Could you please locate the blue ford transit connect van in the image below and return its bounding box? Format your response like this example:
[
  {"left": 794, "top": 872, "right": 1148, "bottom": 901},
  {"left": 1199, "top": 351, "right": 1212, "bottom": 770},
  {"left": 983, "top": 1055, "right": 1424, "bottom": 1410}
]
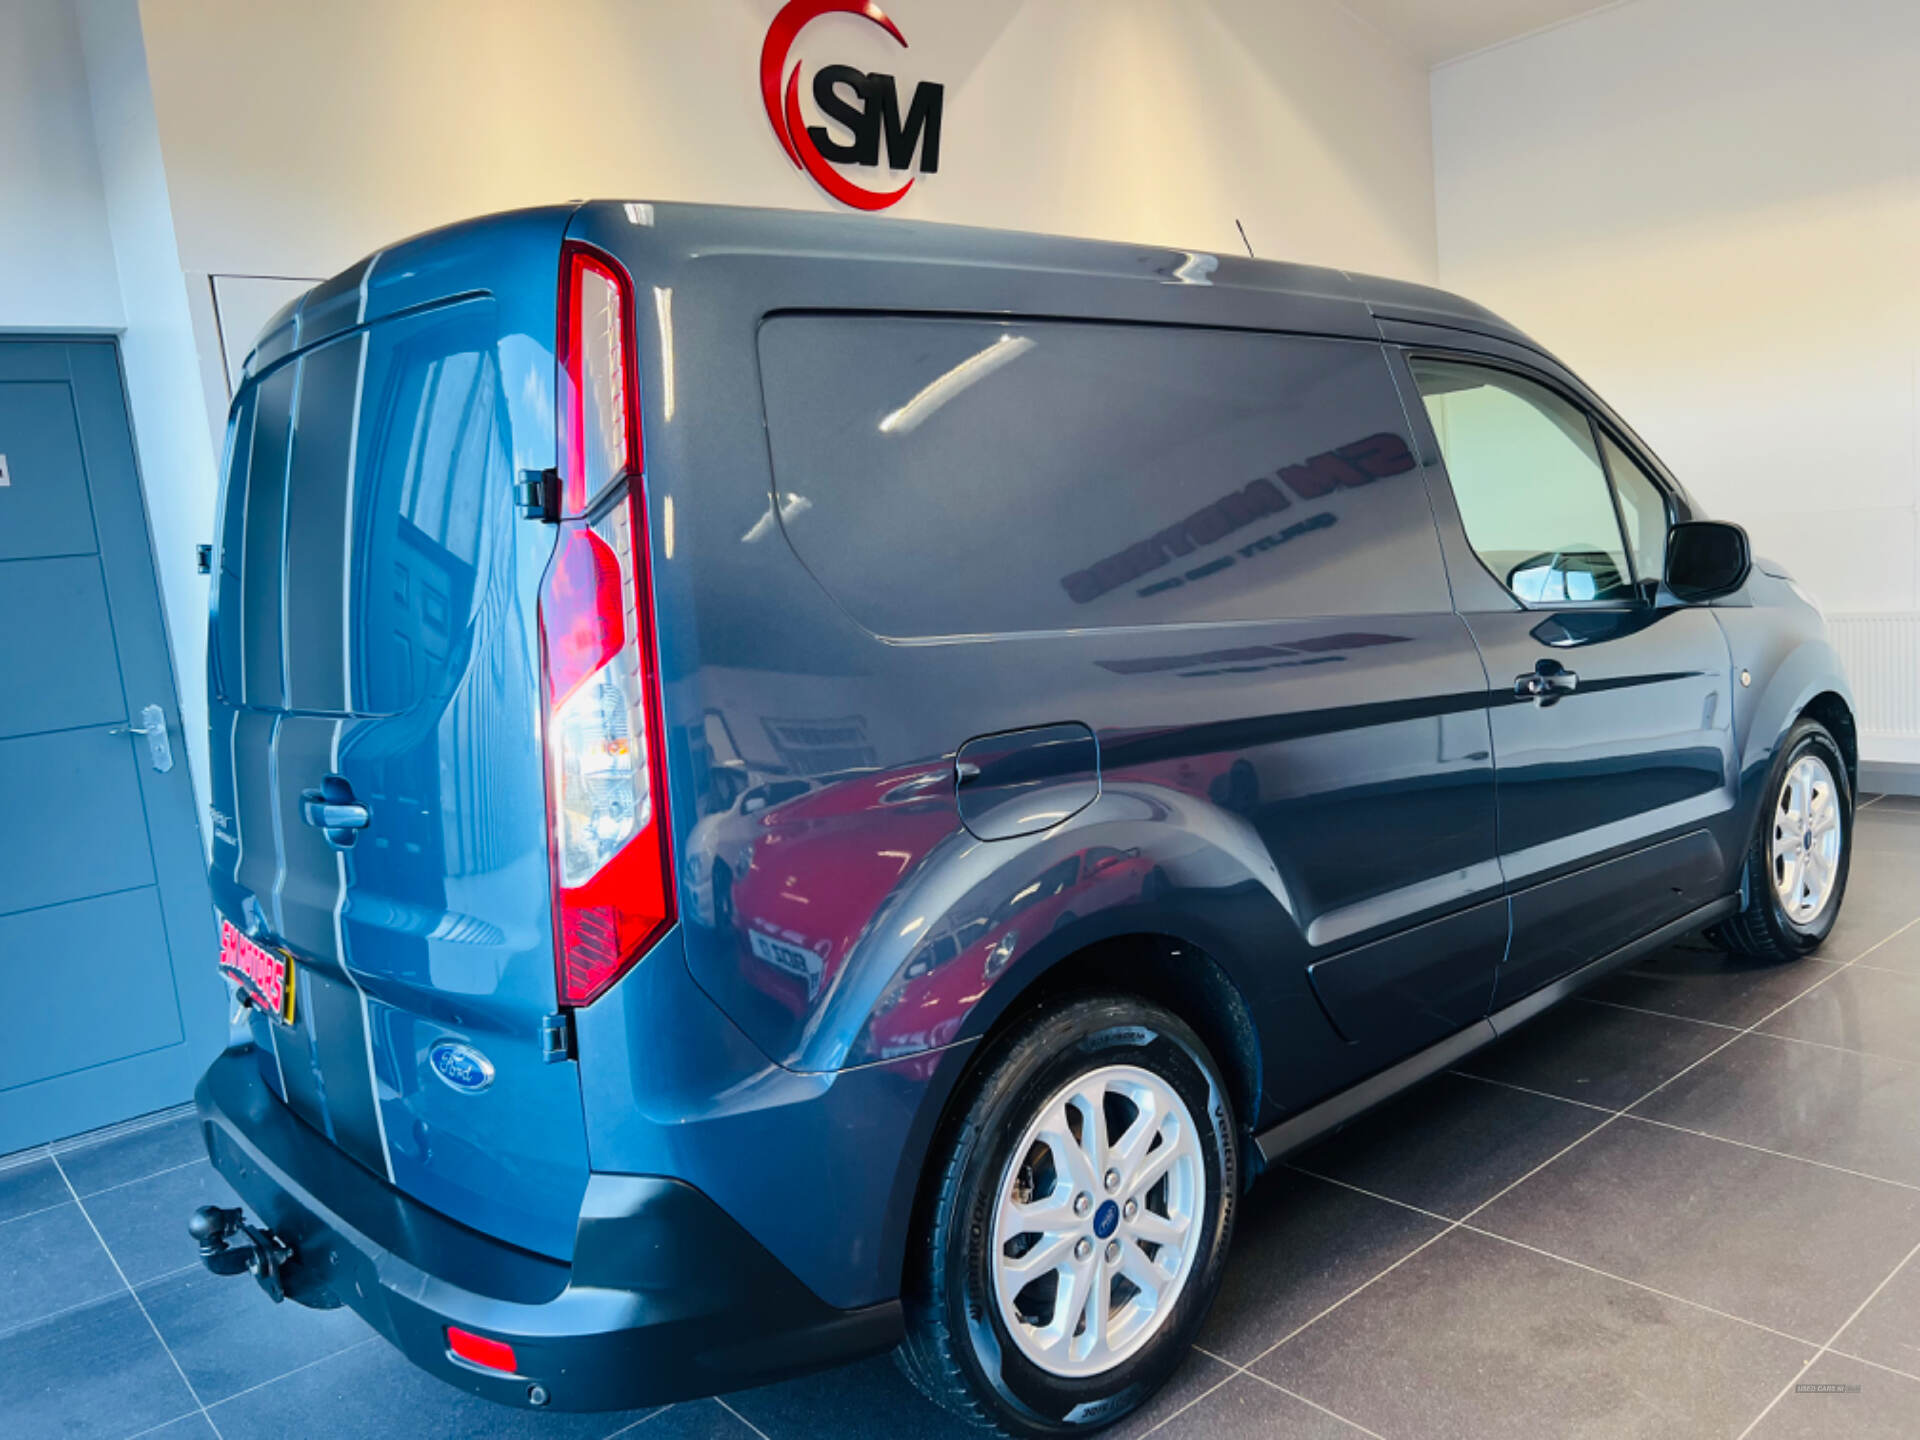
[{"left": 193, "top": 201, "right": 1855, "bottom": 1435}]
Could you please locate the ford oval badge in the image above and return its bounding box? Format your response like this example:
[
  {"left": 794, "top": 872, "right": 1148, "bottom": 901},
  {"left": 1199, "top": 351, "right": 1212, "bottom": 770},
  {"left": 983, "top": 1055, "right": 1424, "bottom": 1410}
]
[{"left": 428, "top": 1040, "right": 494, "bottom": 1094}]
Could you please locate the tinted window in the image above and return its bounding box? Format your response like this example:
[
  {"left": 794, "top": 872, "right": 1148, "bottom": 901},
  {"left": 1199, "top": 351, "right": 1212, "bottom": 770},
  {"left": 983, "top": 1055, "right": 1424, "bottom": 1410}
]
[
  {"left": 214, "top": 301, "right": 507, "bottom": 715},
  {"left": 1601, "top": 433, "right": 1670, "bottom": 586},
  {"left": 1412, "top": 359, "right": 1633, "bottom": 605},
  {"left": 760, "top": 317, "right": 1448, "bottom": 636}
]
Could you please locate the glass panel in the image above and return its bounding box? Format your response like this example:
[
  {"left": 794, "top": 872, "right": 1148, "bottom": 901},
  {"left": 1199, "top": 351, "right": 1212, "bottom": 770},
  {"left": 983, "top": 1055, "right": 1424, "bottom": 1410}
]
[
  {"left": 1412, "top": 359, "right": 1634, "bottom": 605},
  {"left": 760, "top": 318, "right": 1452, "bottom": 636},
  {"left": 1601, "top": 432, "right": 1671, "bottom": 587}
]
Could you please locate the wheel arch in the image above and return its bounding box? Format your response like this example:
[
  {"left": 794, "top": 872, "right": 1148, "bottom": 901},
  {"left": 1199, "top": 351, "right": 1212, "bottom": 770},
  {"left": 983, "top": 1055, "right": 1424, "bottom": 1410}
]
[{"left": 1800, "top": 690, "right": 1858, "bottom": 794}]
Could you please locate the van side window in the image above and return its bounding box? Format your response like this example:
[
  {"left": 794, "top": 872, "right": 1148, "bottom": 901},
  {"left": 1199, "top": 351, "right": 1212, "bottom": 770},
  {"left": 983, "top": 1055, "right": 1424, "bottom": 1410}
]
[
  {"left": 1599, "top": 432, "right": 1671, "bottom": 587},
  {"left": 760, "top": 317, "right": 1450, "bottom": 637},
  {"left": 1411, "top": 359, "right": 1635, "bottom": 605}
]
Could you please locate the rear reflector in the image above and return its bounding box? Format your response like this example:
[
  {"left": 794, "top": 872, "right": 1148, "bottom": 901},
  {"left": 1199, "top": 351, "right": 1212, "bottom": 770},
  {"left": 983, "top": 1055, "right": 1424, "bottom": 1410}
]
[
  {"left": 541, "top": 241, "right": 674, "bottom": 1008},
  {"left": 446, "top": 1326, "right": 517, "bottom": 1373}
]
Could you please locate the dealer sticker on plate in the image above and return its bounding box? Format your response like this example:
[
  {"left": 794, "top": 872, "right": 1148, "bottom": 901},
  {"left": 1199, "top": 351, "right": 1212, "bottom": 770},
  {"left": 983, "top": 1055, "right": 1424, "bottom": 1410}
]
[{"left": 219, "top": 917, "right": 296, "bottom": 1024}]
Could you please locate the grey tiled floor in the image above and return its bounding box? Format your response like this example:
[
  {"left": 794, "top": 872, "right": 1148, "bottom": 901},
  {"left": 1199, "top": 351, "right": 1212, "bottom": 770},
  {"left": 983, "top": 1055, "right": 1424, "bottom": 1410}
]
[{"left": 7, "top": 795, "right": 1920, "bottom": 1438}]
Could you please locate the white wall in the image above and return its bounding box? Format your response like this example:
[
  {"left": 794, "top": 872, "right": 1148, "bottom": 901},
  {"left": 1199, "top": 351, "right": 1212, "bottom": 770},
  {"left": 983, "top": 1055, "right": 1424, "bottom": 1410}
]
[
  {"left": 0, "top": 1, "right": 122, "bottom": 328},
  {"left": 76, "top": 0, "right": 223, "bottom": 829},
  {"left": 135, "top": 0, "right": 1438, "bottom": 286},
  {"left": 1433, "top": 0, "right": 1920, "bottom": 757}
]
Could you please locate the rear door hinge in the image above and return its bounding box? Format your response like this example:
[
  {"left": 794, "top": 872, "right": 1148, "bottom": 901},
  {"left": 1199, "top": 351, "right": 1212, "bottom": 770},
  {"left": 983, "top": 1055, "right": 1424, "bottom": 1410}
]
[
  {"left": 539, "top": 1011, "right": 574, "bottom": 1063},
  {"left": 516, "top": 468, "right": 561, "bottom": 523}
]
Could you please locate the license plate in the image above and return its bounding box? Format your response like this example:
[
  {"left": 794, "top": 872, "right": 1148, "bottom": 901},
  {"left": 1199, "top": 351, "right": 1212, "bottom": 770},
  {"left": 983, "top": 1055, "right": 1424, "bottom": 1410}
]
[
  {"left": 748, "top": 928, "right": 825, "bottom": 999},
  {"left": 219, "top": 918, "right": 296, "bottom": 1024}
]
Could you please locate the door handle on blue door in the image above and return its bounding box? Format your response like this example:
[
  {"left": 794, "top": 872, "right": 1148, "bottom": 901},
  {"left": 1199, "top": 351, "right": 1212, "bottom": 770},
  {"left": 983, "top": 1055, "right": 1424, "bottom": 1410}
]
[
  {"left": 108, "top": 703, "right": 174, "bottom": 773},
  {"left": 300, "top": 775, "right": 369, "bottom": 848},
  {"left": 1516, "top": 661, "right": 1578, "bottom": 704}
]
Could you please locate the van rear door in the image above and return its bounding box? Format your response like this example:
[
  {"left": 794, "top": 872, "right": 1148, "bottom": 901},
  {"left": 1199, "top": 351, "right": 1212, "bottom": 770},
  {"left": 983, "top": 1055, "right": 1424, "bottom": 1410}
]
[{"left": 207, "top": 213, "right": 585, "bottom": 1259}]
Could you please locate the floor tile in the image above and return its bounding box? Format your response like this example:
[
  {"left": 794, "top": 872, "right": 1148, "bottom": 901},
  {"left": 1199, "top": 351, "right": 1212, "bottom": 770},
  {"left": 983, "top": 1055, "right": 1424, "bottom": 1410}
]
[
  {"left": 59, "top": 1114, "right": 206, "bottom": 1198},
  {"left": 78, "top": 1157, "right": 239, "bottom": 1287},
  {"left": 1197, "top": 1169, "right": 1447, "bottom": 1364},
  {"left": 1632, "top": 1031, "right": 1920, "bottom": 1188},
  {"left": 1156, "top": 1371, "right": 1370, "bottom": 1438},
  {"left": 1746, "top": 1353, "right": 1920, "bottom": 1439},
  {"left": 1850, "top": 919, "right": 1920, "bottom": 977},
  {"left": 1832, "top": 1250, "right": 1920, "bottom": 1378},
  {"left": 0, "top": 1198, "right": 124, "bottom": 1334},
  {"left": 1256, "top": 1226, "right": 1809, "bottom": 1440},
  {"left": 1759, "top": 965, "right": 1920, "bottom": 1065},
  {"left": 1293, "top": 1071, "right": 1606, "bottom": 1220},
  {"left": 1105, "top": 1348, "right": 1240, "bottom": 1440},
  {"left": 1473, "top": 1117, "right": 1920, "bottom": 1339},
  {"left": 1585, "top": 943, "right": 1841, "bottom": 1028},
  {"left": 0, "top": 1292, "right": 200, "bottom": 1440},
  {"left": 1456, "top": 999, "right": 1730, "bottom": 1111},
  {"left": 725, "top": 1352, "right": 976, "bottom": 1439},
  {"left": 132, "top": 1415, "right": 219, "bottom": 1439},
  {"left": 207, "top": 1335, "right": 656, "bottom": 1439},
  {"left": 1855, "top": 798, "right": 1920, "bottom": 830},
  {"left": 0, "top": 1153, "right": 70, "bottom": 1224},
  {"left": 630, "top": 1399, "right": 758, "bottom": 1438},
  {"left": 137, "top": 1257, "right": 372, "bottom": 1403},
  {"left": 1818, "top": 850, "right": 1920, "bottom": 958}
]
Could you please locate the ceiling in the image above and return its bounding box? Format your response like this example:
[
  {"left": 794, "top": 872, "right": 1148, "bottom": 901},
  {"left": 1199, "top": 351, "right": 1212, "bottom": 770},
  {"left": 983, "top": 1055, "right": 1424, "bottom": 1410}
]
[{"left": 1336, "top": 0, "right": 1620, "bottom": 67}]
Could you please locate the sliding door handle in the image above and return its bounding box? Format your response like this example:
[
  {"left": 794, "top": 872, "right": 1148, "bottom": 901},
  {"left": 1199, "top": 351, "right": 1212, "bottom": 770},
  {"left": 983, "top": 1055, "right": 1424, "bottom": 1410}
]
[{"left": 1516, "top": 662, "right": 1578, "bottom": 704}]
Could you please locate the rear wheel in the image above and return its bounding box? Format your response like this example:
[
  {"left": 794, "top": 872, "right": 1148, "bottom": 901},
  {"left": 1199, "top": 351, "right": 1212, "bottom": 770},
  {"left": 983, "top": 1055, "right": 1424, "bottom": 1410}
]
[
  {"left": 1709, "top": 717, "right": 1851, "bottom": 960},
  {"left": 897, "top": 996, "right": 1237, "bottom": 1436}
]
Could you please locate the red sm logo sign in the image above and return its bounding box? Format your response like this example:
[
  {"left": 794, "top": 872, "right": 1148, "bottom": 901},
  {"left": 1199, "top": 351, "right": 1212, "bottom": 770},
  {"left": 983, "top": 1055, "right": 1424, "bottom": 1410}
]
[{"left": 760, "top": 0, "right": 945, "bottom": 211}]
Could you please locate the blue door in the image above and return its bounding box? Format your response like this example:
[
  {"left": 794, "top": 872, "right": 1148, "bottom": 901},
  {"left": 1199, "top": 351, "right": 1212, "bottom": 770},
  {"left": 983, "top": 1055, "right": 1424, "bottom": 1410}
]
[{"left": 0, "top": 338, "right": 223, "bottom": 1150}]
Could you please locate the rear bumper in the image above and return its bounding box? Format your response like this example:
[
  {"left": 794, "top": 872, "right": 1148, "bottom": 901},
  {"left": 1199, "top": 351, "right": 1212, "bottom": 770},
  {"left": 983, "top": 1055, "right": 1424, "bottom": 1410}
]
[{"left": 196, "top": 1048, "right": 901, "bottom": 1411}]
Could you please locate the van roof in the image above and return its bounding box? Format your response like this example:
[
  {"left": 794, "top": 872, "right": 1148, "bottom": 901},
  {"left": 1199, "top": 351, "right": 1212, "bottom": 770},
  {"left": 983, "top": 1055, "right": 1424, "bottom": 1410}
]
[{"left": 243, "top": 200, "right": 1537, "bottom": 377}]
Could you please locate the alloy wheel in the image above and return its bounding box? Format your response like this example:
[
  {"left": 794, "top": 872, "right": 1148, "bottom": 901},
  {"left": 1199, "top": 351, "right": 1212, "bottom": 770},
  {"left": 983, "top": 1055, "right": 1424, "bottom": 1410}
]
[
  {"left": 1771, "top": 753, "right": 1843, "bottom": 923},
  {"left": 989, "top": 1064, "right": 1206, "bottom": 1378}
]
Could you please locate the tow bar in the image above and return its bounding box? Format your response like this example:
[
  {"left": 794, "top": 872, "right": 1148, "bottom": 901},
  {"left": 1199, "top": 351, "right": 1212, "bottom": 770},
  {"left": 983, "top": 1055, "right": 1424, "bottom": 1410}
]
[{"left": 189, "top": 1204, "right": 295, "bottom": 1303}]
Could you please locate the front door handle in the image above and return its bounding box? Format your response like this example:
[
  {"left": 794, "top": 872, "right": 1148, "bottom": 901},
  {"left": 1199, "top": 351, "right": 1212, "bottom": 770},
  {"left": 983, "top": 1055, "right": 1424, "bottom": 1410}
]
[
  {"left": 1515, "top": 661, "right": 1579, "bottom": 705},
  {"left": 300, "top": 775, "right": 369, "bottom": 848}
]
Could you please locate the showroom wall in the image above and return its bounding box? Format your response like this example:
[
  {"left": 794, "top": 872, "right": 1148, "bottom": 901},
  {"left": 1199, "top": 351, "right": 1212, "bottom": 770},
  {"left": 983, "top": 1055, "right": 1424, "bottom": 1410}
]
[
  {"left": 0, "top": 2, "right": 123, "bottom": 330},
  {"left": 1433, "top": 0, "right": 1920, "bottom": 762},
  {"left": 0, "top": 1, "right": 221, "bottom": 821},
  {"left": 135, "top": 0, "right": 1439, "bottom": 287}
]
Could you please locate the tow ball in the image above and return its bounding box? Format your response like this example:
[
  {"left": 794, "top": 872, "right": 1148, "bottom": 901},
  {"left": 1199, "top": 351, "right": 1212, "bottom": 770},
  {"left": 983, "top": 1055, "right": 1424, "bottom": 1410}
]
[{"left": 189, "top": 1204, "right": 295, "bottom": 1303}]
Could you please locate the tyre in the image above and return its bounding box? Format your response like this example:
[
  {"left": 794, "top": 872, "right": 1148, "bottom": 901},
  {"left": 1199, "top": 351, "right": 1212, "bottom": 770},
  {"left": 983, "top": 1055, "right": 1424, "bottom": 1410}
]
[
  {"left": 1709, "top": 717, "right": 1851, "bottom": 960},
  {"left": 897, "top": 996, "right": 1238, "bottom": 1436}
]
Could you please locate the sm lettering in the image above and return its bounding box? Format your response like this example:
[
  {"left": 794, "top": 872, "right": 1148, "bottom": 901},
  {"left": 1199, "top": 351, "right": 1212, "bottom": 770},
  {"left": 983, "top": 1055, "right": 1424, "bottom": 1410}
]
[{"left": 809, "top": 66, "right": 944, "bottom": 173}]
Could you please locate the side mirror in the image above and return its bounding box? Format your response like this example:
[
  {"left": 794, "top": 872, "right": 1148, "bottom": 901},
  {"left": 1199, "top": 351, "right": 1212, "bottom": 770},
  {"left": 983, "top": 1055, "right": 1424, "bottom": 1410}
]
[{"left": 1665, "top": 520, "right": 1751, "bottom": 603}]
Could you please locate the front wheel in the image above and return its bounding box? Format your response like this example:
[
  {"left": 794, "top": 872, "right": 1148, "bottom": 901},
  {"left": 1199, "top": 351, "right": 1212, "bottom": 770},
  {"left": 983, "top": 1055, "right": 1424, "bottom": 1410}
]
[
  {"left": 897, "top": 996, "right": 1238, "bottom": 1436},
  {"left": 1709, "top": 717, "right": 1851, "bottom": 960}
]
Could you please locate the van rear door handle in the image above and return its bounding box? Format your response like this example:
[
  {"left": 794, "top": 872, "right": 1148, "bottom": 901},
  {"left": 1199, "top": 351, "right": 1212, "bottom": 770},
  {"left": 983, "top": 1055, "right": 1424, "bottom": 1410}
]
[{"left": 300, "top": 775, "right": 369, "bottom": 847}]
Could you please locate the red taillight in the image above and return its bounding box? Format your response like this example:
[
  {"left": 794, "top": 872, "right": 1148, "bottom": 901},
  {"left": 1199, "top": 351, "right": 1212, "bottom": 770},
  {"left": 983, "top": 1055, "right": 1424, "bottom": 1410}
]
[
  {"left": 446, "top": 1326, "right": 517, "bottom": 1373},
  {"left": 558, "top": 245, "right": 641, "bottom": 518},
  {"left": 540, "top": 241, "right": 673, "bottom": 1008}
]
